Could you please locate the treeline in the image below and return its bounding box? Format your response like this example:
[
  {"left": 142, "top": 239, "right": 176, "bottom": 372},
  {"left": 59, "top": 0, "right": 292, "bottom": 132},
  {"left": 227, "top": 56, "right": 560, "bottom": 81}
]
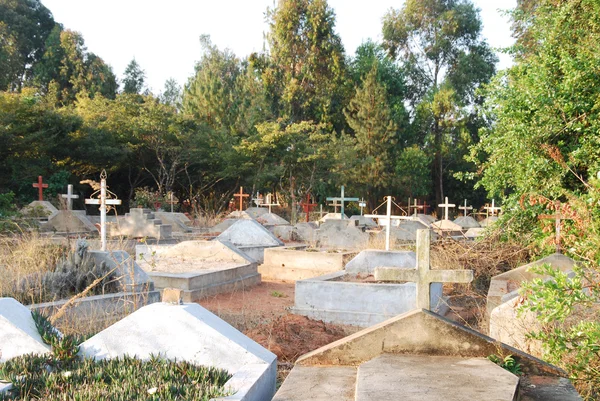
[{"left": 0, "top": 0, "right": 499, "bottom": 213}]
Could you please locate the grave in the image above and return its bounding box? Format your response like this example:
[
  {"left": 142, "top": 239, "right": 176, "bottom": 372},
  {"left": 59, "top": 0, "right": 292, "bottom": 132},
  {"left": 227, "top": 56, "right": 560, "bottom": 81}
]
[
  {"left": 217, "top": 219, "right": 284, "bottom": 263},
  {"left": 109, "top": 208, "right": 173, "bottom": 240},
  {"left": 244, "top": 207, "right": 268, "bottom": 219},
  {"left": 326, "top": 185, "right": 359, "bottom": 220},
  {"left": 319, "top": 212, "right": 348, "bottom": 221},
  {"left": 415, "top": 213, "right": 435, "bottom": 225},
  {"left": 316, "top": 219, "right": 369, "bottom": 250},
  {"left": 454, "top": 215, "right": 481, "bottom": 229},
  {"left": 350, "top": 215, "right": 377, "bottom": 227},
  {"left": 257, "top": 212, "right": 290, "bottom": 226},
  {"left": 41, "top": 209, "right": 97, "bottom": 233},
  {"left": 375, "top": 219, "right": 430, "bottom": 242},
  {"left": 487, "top": 253, "right": 576, "bottom": 355},
  {"left": 464, "top": 227, "right": 485, "bottom": 239},
  {"left": 0, "top": 298, "right": 51, "bottom": 362},
  {"left": 259, "top": 246, "right": 356, "bottom": 281},
  {"left": 431, "top": 197, "right": 463, "bottom": 234},
  {"left": 291, "top": 231, "right": 458, "bottom": 327},
  {"left": 273, "top": 309, "right": 580, "bottom": 401},
  {"left": 20, "top": 200, "right": 58, "bottom": 220},
  {"left": 233, "top": 186, "right": 250, "bottom": 211},
  {"left": 79, "top": 301, "right": 277, "bottom": 401},
  {"left": 293, "top": 222, "right": 318, "bottom": 243},
  {"left": 154, "top": 211, "right": 193, "bottom": 233},
  {"left": 365, "top": 196, "right": 411, "bottom": 250},
  {"left": 137, "top": 240, "right": 260, "bottom": 301}
]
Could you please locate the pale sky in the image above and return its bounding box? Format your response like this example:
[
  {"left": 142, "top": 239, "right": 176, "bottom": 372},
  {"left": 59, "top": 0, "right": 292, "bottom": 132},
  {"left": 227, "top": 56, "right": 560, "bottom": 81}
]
[{"left": 41, "top": 0, "right": 516, "bottom": 94}]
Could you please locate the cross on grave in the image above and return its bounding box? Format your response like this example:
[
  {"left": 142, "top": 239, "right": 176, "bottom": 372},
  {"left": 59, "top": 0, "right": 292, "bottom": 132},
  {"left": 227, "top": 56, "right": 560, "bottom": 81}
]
[
  {"left": 459, "top": 199, "right": 473, "bottom": 217},
  {"left": 365, "top": 196, "right": 411, "bottom": 251},
  {"left": 61, "top": 184, "right": 79, "bottom": 210},
  {"left": 375, "top": 229, "right": 474, "bottom": 310},
  {"left": 259, "top": 193, "right": 280, "bottom": 214},
  {"left": 166, "top": 192, "right": 177, "bottom": 213},
  {"left": 300, "top": 193, "right": 317, "bottom": 222},
  {"left": 85, "top": 170, "right": 121, "bottom": 252},
  {"left": 538, "top": 200, "right": 572, "bottom": 254},
  {"left": 233, "top": 186, "right": 249, "bottom": 211},
  {"left": 32, "top": 176, "right": 48, "bottom": 201},
  {"left": 438, "top": 197, "right": 455, "bottom": 221},
  {"left": 359, "top": 198, "right": 367, "bottom": 216},
  {"left": 484, "top": 199, "right": 502, "bottom": 217},
  {"left": 252, "top": 192, "right": 264, "bottom": 207},
  {"left": 326, "top": 185, "right": 359, "bottom": 220},
  {"left": 410, "top": 199, "right": 424, "bottom": 217}
]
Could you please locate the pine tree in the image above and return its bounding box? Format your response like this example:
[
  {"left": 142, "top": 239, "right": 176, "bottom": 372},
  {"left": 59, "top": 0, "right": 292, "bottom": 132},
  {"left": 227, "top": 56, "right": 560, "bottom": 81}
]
[{"left": 122, "top": 58, "right": 145, "bottom": 94}]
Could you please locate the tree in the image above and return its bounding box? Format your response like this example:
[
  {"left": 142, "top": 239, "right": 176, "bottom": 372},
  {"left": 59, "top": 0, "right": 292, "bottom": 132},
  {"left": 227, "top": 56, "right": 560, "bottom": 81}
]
[
  {"left": 382, "top": 0, "right": 497, "bottom": 204},
  {"left": 122, "top": 58, "right": 145, "bottom": 94},
  {"left": 262, "top": 0, "right": 349, "bottom": 129},
  {"left": 160, "top": 78, "right": 181, "bottom": 109},
  {"left": 342, "top": 65, "right": 397, "bottom": 202}
]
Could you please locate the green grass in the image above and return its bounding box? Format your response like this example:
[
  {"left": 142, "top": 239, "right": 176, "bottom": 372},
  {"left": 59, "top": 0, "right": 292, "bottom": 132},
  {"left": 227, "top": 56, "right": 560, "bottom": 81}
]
[{"left": 270, "top": 290, "right": 287, "bottom": 298}]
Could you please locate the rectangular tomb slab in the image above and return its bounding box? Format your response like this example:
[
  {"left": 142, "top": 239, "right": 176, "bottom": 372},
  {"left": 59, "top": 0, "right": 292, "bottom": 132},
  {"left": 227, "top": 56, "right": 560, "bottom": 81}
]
[
  {"left": 355, "top": 354, "right": 519, "bottom": 401},
  {"left": 273, "top": 366, "right": 356, "bottom": 401}
]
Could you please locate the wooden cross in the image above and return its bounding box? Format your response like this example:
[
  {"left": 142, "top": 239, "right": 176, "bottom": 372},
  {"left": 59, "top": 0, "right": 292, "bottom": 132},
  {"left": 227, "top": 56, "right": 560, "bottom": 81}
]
[
  {"left": 326, "top": 185, "right": 359, "bottom": 220},
  {"left": 422, "top": 200, "right": 431, "bottom": 215},
  {"left": 458, "top": 199, "right": 473, "bottom": 217},
  {"left": 375, "top": 229, "right": 473, "bottom": 310},
  {"left": 365, "top": 196, "right": 411, "bottom": 251},
  {"left": 85, "top": 170, "right": 121, "bottom": 251},
  {"left": 300, "top": 193, "right": 317, "bottom": 222},
  {"left": 32, "top": 176, "right": 48, "bottom": 201},
  {"left": 61, "top": 184, "right": 79, "bottom": 210},
  {"left": 438, "top": 197, "right": 455, "bottom": 220},
  {"left": 358, "top": 198, "right": 367, "bottom": 216},
  {"left": 484, "top": 199, "right": 502, "bottom": 217},
  {"left": 233, "top": 186, "right": 249, "bottom": 211},
  {"left": 259, "top": 193, "right": 280, "bottom": 214},
  {"left": 538, "top": 201, "right": 571, "bottom": 254},
  {"left": 411, "top": 199, "right": 424, "bottom": 217}
]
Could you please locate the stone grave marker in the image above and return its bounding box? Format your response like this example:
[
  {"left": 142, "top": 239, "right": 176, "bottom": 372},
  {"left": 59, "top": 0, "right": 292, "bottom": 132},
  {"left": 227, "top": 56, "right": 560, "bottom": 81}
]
[
  {"left": 375, "top": 229, "right": 473, "bottom": 310},
  {"left": 60, "top": 184, "right": 79, "bottom": 210}
]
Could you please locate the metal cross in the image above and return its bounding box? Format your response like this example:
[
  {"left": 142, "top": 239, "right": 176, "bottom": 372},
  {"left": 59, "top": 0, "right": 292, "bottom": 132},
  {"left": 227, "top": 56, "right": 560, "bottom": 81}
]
[
  {"left": 61, "top": 184, "right": 79, "bottom": 210},
  {"left": 300, "top": 193, "right": 318, "bottom": 222},
  {"left": 32, "top": 176, "right": 48, "bottom": 201},
  {"left": 438, "top": 197, "right": 455, "bottom": 220},
  {"left": 259, "top": 193, "right": 280, "bottom": 214},
  {"left": 85, "top": 170, "right": 121, "bottom": 251},
  {"left": 484, "top": 199, "right": 502, "bottom": 217},
  {"left": 538, "top": 201, "right": 571, "bottom": 254},
  {"left": 252, "top": 192, "right": 264, "bottom": 207},
  {"left": 326, "top": 185, "right": 359, "bottom": 220},
  {"left": 411, "top": 199, "right": 424, "bottom": 217},
  {"left": 233, "top": 186, "right": 249, "bottom": 211},
  {"left": 458, "top": 199, "right": 473, "bottom": 217},
  {"left": 365, "top": 196, "right": 411, "bottom": 251},
  {"left": 375, "top": 229, "right": 473, "bottom": 310},
  {"left": 359, "top": 198, "right": 367, "bottom": 216}
]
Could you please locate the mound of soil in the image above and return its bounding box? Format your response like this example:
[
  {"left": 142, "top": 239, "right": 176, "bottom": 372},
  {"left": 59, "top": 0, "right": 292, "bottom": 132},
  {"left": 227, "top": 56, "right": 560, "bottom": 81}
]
[{"left": 245, "top": 314, "right": 347, "bottom": 362}]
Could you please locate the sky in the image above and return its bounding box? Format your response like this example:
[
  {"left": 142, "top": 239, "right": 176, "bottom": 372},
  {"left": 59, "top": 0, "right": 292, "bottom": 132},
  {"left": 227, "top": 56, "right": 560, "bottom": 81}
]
[{"left": 41, "top": 0, "right": 517, "bottom": 94}]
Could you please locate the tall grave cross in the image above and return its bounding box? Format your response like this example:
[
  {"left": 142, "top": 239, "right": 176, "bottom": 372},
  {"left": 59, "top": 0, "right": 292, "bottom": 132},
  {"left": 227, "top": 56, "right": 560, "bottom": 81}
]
[
  {"left": 358, "top": 198, "right": 367, "bottom": 216},
  {"left": 259, "top": 193, "right": 280, "bottom": 214},
  {"left": 365, "top": 196, "right": 411, "bottom": 251},
  {"left": 61, "top": 184, "right": 79, "bottom": 210},
  {"left": 326, "top": 185, "right": 359, "bottom": 220},
  {"left": 375, "top": 229, "right": 474, "bottom": 310},
  {"left": 300, "top": 193, "right": 318, "bottom": 222},
  {"left": 438, "top": 197, "right": 455, "bottom": 220},
  {"left": 410, "top": 199, "right": 424, "bottom": 217},
  {"left": 85, "top": 170, "right": 121, "bottom": 252},
  {"left": 459, "top": 199, "right": 473, "bottom": 217},
  {"left": 252, "top": 192, "right": 264, "bottom": 207},
  {"left": 32, "top": 176, "right": 48, "bottom": 201},
  {"left": 484, "top": 199, "right": 502, "bottom": 217},
  {"left": 233, "top": 186, "right": 249, "bottom": 211},
  {"left": 538, "top": 200, "right": 571, "bottom": 254}
]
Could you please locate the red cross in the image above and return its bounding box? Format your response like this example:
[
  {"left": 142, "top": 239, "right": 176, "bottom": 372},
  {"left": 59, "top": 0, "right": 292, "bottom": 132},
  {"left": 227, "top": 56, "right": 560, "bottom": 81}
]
[
  {"left": 233, "top": 186, "right": 249, "bottom": 211},
  {"left": 32, "top": 176, "right": 48, "bottom": 201},
  {"left": 300, "top": 193, "right": 318, "bottom": 222}
]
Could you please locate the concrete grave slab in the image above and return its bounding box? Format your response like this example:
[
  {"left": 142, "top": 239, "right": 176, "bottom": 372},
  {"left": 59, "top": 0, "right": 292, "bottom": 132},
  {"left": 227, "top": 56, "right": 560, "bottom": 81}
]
[
  {"left": 464, "top": 227, "right": 485, "bottom": 239},
  {"left": 21, "top": 200, "right": 58, "bottom": 220},
  {"left": 137, "top": 240, "right": 260, "bottom": 301},
  {"left": 109, "top": 208, "right": 172, "bottom": 239},
  {"left": 217, "top": 219, "right": 284, "bottom": 263},
  {"left": 416, "top": 214, "right": 436, "bottom": 225},
  {"left": 376, "top": 219, "right": 430, "bottom": 242},
  {"left": 41, "top": 210, "right": 97, "bottom": 233},
  {"left": 345, "top": 249, "right": 416, "bottom": 275},
  {"left": 212, "top": 218, "right": 240, "bottom": 234},
  {"left": 431, "top": 219, "right": 463, "bottom": 235},
  {"left": 319, "top": 212, "right": 348, "bottom": 222},
  {"left": 270, "top": 224, "right": 294, "bottom": 241},
  {"left": 89, "top": 250, "right": 154, "bottom": 292},
  {"left": 256, "top": 212, "right": 290, "bottom": 226},
  {"left": 0, "top": 298, "right": 51, "bottom": 362},
  {"left": 259, "top": 247, "right": 356, "bottom": 281},
  {"left": 154, "top": 212, "right": 193, "bottom": 233},
  {"left": 274, "top": 309, "right": 579, "bottom": 400},
  {"left": 316, "top": 219, "right": 369, "bottom": 250},
  {"left": 350, "top": 216, "right": 377, "bottom": 227},
  {"left": 480, "top": 215, "right": 499, "bottom": 227},
  {"left": 293, "top": 222, "right": 318, "bottom": 243},
  {"left": 227, "top": 211, "right": 255, "bottom": 219},
  {"left": 79, "top": 302, "right": 277, "bottom": 401},
  {"left": 454, "top": 215, "right": 481, "bottom": 229},
  {"left": 243, "top": 208, "right": 268, "bottom": 219}
]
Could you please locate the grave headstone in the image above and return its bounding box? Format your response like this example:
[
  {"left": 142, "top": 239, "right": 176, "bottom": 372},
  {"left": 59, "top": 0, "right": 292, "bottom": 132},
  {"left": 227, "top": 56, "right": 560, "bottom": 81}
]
[{"left": 216, "top": 219, "right": 284, "bottom": 263}]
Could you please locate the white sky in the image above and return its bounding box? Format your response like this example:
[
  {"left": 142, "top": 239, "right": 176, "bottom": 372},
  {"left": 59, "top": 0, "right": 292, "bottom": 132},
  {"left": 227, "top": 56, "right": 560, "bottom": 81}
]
[{"left": 41, "top": 0, "right": 516, "bottom": 94}]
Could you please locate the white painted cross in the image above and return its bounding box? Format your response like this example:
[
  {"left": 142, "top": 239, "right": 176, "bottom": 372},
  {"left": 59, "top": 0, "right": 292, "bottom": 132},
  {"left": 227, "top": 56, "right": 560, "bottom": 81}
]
[
  {"left": 365, "top": 196, "right": 411, "bottom": 251},
  {"left": 375, "top": 229, "right": 473, "bottom": 310},
  {"left": 326, "top": 185, "right": 359, "bottom": 220},
  {"left": 458, "top": 199, "right": 473, "bottom": 217},
  {"left": 359, "top": 198, "right": 367, "bottom": 216},
  {"left": 484, "top": 199, "right": 502, "bottom": 217},
  {"left": 85, "top": 170, "right": 121, "bottom": 251},
  {"left": 61, "top": 184, "right": 79, "bottom": 210},
  {"left": 259, "top": 193, "right": 280, "bottom": 214},
  {"left": 252, "top": 192, "right": 264, "bottom": 207},
  {"left": 438, "top": 197, "right": 455, "bottom": 220}
]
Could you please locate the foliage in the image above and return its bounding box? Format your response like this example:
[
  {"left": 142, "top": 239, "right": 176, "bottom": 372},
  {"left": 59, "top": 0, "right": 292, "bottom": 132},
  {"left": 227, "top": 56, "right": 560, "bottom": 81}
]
[
  {"left": 0, "top": 314, "right": 232, "bottom": 401},
  {"left": 122, "top": 58, "right": 145, "bottom": 95},
  {"left": 488, "top": 354, "right": 522, "bottom": 376}
]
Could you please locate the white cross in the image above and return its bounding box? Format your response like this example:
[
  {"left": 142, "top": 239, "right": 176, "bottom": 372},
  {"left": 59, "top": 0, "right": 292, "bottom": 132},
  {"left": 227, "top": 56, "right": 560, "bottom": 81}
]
[
  {"left": 61, "top": 184, "right": 79, "bottom": 210},
  {"left": 252, "top": 192, "right": 264, "bottom": 207},
  {"left": 365, "top": 196, "right": 411, "bottom": 251},
  {"left": 259, "top": 193, "right": 280, "bottom": 214},
  {"left": 458, "top": 199, "right": 473, "bottom": 217},
  {"left": 359, "top": 198, "right": 367, "bottom": 216},
  {"left": 438, "top": 197, "right": 455, "bottom": 220},
  {"left": 484, "top": 199, "right": 502, "bottom": 217},
  {"left": 85, "top": 170, "right": 121, "bottom": 251},
  {"left": 375, "top": 229, "right": 473, "bottom": 310}
]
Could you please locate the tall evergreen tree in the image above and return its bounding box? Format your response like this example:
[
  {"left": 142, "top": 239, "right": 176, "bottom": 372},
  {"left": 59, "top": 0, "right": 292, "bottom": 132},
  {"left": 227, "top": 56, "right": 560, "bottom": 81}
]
[{"left": 122, "top": 58, "right": 145, "bottom": 94}]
